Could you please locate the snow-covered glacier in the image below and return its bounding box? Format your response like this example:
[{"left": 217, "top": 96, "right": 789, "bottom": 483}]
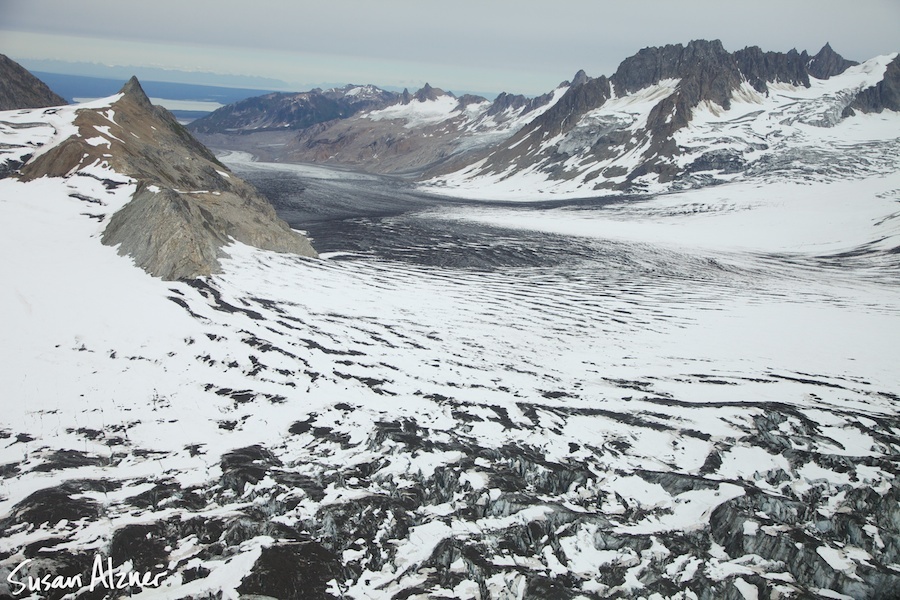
[{"left": 1, "top": 90, "right": 900, "bottom": 600}]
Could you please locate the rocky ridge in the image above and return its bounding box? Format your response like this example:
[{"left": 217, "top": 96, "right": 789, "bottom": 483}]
[
  {"left": 7, "top": 76, "right": 316, "bottom": 279},
  {"left": 807, "top": 42, "right": 859, "bottom": 80}
]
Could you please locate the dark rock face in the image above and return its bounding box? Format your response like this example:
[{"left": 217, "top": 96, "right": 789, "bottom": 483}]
[
  {"left": 414, "top": 82, "right": 451, "bottom": 102},
  {"left": 609, "top": 39, "right": 815, "bottom": 114},
  {"left": 612, "top": 39, "right": 740, "bottom": 106},
  {"left": 0, "top": 54, "right": 66, "bottom": 110},
  {"left": 807, "top": 42, "right": 858, "bottom": 79},
  {"left": 733, "top": 46, "right": 811, "bottom": 93},
  {"left": 525, "top": 76, "right": 612, "bottom": 137},
  {"left": 570, "top": 69, "right": 590, "bottom": 87},
  {"left": 848, "top": 54, "right": 900, "bottom": 113}
]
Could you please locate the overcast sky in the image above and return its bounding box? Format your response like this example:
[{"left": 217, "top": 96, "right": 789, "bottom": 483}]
[{"left": 1, "top": 0, "right": 898, "bottom": 96}]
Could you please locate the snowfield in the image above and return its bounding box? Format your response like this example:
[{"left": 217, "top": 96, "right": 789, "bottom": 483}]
[{"left": 1, "top": 95, "right": 900, "bottom": 599}]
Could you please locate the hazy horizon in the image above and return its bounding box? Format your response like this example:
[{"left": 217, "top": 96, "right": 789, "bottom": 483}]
[{"left": 1, "top": 0, "right": 899, "bottom": 97}]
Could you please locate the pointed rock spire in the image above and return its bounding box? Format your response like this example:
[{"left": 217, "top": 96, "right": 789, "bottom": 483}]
[
  {"left": 414, "top": 82, "right": 442, "bottom": 102},
  {"left": 808, "top": 43, "right": 858, "bottom": 79},
  {"left": 118, "top": 76, "right": 153, "bottom": 109},
  {"left": 571, "top": 69, "right": 590, "bottom": 87}
]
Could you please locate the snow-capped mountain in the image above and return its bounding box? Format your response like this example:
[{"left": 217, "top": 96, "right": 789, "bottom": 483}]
[
  {"left": 192, "top": 40, "right": 899, "bottom": 201},
  {"left": 1, "top": 54, "right": 900, "bottom": 600},
  {"left": 191, "top": 80, "right": 569, "bottom": 174},
  {"left": 425, "top": 40, "right": 900, "bottom": 199}
]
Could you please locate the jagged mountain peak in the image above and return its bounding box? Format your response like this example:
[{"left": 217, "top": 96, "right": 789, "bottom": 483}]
[
  {"left": 413, "top": 82, "right": 454, "bottom": 102},
  {"left": 487, "top": 91, "right": 533, "bottom": 115},
  {"left": 571, "top": 69, "right": 590, "bottom": 87},
  {"left": 609, "top": 39, "right": 857, "bottom": 100},
  {"left": 808, "top": 42, "right": 859, "bottom": 79},
  {"left": 610, "top": 39, "right": 735, "bottom": 97},
  {"left": 119, "top": 75, "right": 151, "bottom": 105}
]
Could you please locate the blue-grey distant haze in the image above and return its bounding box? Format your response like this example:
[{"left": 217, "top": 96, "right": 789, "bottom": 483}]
[{"left": 1, "top": 0, "right": 898, "bottom": 96}]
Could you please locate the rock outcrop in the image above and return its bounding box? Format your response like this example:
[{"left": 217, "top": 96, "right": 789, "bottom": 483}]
[
  {"left": 413, "top": 82, "right": 442, "bottom": 102},
  {"left": 0, "top": 54, "right": 66, "bottom": 110},
  {"left": 20, "top": 77, "right": 316, "bottom": 279},
  {"left": 733, "top": 45, "right": 811, "bottom": 93},
  {"left": 847, "top": 54, "right": 900, "bottom": 114}
]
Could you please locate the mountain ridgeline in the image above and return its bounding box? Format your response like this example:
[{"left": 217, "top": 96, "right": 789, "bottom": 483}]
[
  {"left": 5, "top": 75, "right": 316, "bottom": 279},
  {"left": 468, "top": 40, "right": 874, "bottom": 188},
  {"left": 189, "top": 82, "right": 490, "bottom": 134},
  {"left": 190, "top": 40, "right": 899, "bottom": 194}
]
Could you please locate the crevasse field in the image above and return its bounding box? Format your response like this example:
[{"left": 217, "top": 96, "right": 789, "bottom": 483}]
[{"left": 1, "top": 96, "right": 900, "bottom": 599}]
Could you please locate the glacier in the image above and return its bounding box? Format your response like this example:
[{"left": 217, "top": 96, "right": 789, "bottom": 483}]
[{"left": 1, "top": 85, "right": 900, "bottom": 599}]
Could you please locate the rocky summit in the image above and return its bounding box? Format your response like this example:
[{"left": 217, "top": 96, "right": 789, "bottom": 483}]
[{"left": 13, "top": 76, "right": 316, "bottom": 279}]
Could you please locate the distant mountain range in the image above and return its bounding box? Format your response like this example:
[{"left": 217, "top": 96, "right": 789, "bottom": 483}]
[{"left": 190, "top": 40, "right": 900, "bottom": 197}]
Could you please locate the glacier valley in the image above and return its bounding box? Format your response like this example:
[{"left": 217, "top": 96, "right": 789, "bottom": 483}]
[{"left": 1, "top": 137, "right": 899, "bottom": 598}]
